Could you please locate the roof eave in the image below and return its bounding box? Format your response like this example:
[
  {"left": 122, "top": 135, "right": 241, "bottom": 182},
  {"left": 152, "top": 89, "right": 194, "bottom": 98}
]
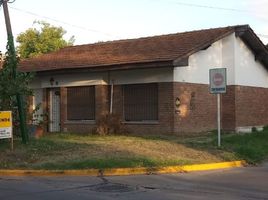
[
  {"left": 235, "top": 26, "right": 268, "bottom": 69},
  {"left": 31, "top": 60, "right": 174, "bottom": 76},
  {"left": 173, "top": 25, "right": 268, "bottom": 69},
  {"left": 173, "top": 27, "right": 237, "bottom": 67}
]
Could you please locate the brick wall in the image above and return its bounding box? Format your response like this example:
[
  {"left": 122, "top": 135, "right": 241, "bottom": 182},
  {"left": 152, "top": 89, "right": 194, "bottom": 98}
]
[
  {"left": 50, "top": 83, "right": 268, "bottom": 135},
  {"left": 95, "top": 85, "right": 109, "bottom": 120},
  {"left": 112, "top": 85, "right": 123, "bottom": 118},
  {"left": 173, "top": 84, "right": 268, "bottom": 132},
  {"left": 235, "top": 85, "right": 268, "bottom": 128},
  {"left": 221, "top": 86, "right": 236, "bottom": 131},
  {"left": 158, "top": 82, "right": 174, "bottom": 133},
  {"left": 173, "top": 82, "right": 217, "bottom": 133},
  {"left": 57, "top": 83, "right": 223, "bottom": 135},
  {"left": 62, "top": 122, "right": 96, "bottom": 134},
  {"left": 172, "top": 83, "right": 268, "bottom": 133}
]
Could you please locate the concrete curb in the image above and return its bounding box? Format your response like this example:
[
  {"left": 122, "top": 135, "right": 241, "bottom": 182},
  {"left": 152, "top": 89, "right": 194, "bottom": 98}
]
[{"left": 0, "top": 160, "right": 246, "bottom": 177}]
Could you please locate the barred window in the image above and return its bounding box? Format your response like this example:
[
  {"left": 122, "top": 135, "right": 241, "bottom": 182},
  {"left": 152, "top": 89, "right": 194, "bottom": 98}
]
[
  {"left": 67, "top": 86, "right": 95, "bottom": 120},
  {"left": 124, "top": 83, "right": 158, "bottom": 121}
]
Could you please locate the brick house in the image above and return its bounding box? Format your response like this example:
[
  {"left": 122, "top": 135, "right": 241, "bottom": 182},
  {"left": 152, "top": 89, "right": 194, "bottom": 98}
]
[{"left": 19, "top": 25, "right": 268, "bottom": 134}]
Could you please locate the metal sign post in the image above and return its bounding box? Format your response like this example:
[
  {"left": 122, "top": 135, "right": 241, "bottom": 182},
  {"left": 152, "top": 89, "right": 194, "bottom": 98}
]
[
  {"left": 217, "top": 94, "right": 221, "bottom": 147},
  {"left": 209, "top": 68, "right": 227, "bottom": 147}
]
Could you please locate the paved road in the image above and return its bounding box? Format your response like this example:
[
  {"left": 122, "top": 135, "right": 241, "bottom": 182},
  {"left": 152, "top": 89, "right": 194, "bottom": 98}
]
[{"left": 0, "top": 163, "right": 268, "bottom": 200}]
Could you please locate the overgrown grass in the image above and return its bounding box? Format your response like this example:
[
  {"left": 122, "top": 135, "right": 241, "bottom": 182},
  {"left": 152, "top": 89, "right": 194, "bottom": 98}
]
[
  {"left": 0, "top": 130, "right": 267, "bottom": 169},
  {"left": 180, "top": 130, "right": 268, "bottom": 164},
  {"left": 35, "top": 157, "right": 191, "bottom": 170},
  {"left": 222, "top": 131, "right": 268, "bottom": 163}
]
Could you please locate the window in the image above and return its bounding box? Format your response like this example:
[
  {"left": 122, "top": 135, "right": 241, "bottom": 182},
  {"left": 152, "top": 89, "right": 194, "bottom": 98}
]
[
  {"left": 67, "top": 86, "right": 95, "bottom": 120},
  {"left": 124, "top": 83, "right": 158, "bottom": 121}
]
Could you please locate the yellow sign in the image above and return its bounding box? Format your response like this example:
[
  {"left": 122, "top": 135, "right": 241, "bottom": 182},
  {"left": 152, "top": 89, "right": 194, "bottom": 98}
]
[
  {"left": 0, "top": 111, "right": 12, "bottom": 139},
  {"left": 0, "top": 111, "right": 12, "bottom": 128}
]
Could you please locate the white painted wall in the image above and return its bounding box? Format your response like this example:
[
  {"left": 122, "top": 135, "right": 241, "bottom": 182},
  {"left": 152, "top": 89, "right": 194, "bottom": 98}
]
[
  {"left": 30, "top": 79, "right": 42, "bottom": 89},
  {"left": 235, "top": 37, "right": 268, "bottom": 88},
  {"left": 174, "top": 37, "right": 224, "bottom": 84},
  {"left": 31, "top": 67, "right": 174, "bottom": 89},
  {"left": 109, "top": 68, "right": 173, "bottom": 85},
  {"left": 39, "top": 73, "right": 106, "bottom": 88},
  {"left": 174, "top": 33, "right": 268, "bottom": 88},
  {"left": 222, "top": 33, "right": 236, "bottom": 85}
]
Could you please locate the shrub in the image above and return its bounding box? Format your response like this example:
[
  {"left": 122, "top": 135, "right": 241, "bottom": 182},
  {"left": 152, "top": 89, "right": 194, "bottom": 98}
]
[
  {"left": 251, "top": 127, "right": 258, "bottom": 133},
  {"left": 263, "top": 125, "right": 268, "bottom": 131},
  {"left": 93, "top": 113, "right": 128, "bottom": 135}
]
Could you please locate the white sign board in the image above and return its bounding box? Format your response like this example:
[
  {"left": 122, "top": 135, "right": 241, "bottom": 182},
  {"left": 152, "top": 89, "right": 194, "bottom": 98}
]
[
  {"left": 209, "top": 68, "right": 227, "bottom": 94},
  {"left": 0, "top": 111, "right": 12, "bottom": 139}
]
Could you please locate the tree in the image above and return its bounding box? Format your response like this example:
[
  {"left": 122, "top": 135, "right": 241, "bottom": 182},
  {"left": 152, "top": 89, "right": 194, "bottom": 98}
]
[
  {"left": 1, "top": 0, "right": 30, "bottom": 144},
  {"left": 0, "top": 38, "right": 33, "bottom": 142},
  {"left": 16, "top": 21, "right": 75, "bottom": 59}
]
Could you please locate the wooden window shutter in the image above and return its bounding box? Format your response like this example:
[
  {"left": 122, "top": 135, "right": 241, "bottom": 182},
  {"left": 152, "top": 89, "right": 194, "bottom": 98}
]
[
  {"left": 67, "top": 86, "right": 95, "bottom": 120},
  {"left": 124, "top": 83, "right": 158, "bottom": 121}
]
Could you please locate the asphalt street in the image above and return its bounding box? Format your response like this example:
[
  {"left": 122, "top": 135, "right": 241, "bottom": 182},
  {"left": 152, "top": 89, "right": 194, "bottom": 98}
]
[{"left": 0, "top": 163, "right": 267, "bottom": 200}]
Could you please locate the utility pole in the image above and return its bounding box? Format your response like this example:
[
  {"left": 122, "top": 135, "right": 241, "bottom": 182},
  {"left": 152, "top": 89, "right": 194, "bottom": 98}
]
[{"left": 1, "top": 0, "right": 29, "bottom": 144}]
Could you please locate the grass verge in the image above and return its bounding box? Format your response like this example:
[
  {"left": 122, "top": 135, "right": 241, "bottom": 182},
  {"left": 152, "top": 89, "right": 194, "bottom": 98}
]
[{"left": 0, "top": 130, "right": 267, "bottom": 169}]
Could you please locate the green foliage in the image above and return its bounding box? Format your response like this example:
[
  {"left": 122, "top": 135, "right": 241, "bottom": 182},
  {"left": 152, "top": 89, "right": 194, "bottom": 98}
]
[
  {"left": 251, "top": 126, "right": 258, "bottom": 132},
  {"left": 263, "top": 125, "right": 268, "bottom": 131},
  {"left": 221, "top": 132, "right": 268, "bottom": 163},
  {"left": 16, "top": 21, "right": 75, "bottom": 59},
  {"left": 0, "top": 35, "right": 33, "bottom": 134},
  {"left": 1, "top": 131, "right": 268, "bottom": 169},
  {"left": 94, "top": 113, "right": 127, "bottom": 135},
  {"left": 36, "top": 157, "right": 190, "bottom": 170}
]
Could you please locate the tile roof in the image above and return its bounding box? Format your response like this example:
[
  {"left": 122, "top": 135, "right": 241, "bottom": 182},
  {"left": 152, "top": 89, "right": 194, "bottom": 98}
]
[{"left": 19, "top": 25, "right": 267, "bottom": 72}]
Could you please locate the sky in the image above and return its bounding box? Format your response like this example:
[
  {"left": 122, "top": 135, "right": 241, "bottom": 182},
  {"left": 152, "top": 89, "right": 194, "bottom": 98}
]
[{"left": 0, "top": 0, "right": 268, "bottom": 53}]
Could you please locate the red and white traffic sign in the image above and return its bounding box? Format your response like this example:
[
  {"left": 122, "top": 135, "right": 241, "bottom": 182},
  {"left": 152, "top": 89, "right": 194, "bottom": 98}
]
[{"left": 209, "top": 68, "right": 227, "bottom": 94}]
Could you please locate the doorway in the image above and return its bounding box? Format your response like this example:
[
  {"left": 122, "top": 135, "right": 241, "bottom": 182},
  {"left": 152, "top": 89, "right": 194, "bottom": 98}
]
[{"left": 49, "top": 88, "right": 61, "bottom": 132}]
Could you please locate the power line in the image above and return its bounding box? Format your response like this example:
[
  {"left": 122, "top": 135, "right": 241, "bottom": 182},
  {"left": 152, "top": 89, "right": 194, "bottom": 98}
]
[
  {"left": 4, "top": 3, "right": 268, "bottom": 42},
  {"left": 153, "top": 0, "right": 268, "bottom": 22},
  {"left": 155, "top": 0, "right": 250, "bottom": 13},
  {"left": 152, "top": 0, "right": 268, "bottom": 39},
  {"left": 9, "top": 6, "right": 120, "bottom": 39}
]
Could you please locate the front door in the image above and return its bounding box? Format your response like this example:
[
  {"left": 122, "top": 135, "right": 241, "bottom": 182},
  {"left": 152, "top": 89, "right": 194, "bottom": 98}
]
[{"left": 49, "top": 88, "right": 61, "bottom": 132}]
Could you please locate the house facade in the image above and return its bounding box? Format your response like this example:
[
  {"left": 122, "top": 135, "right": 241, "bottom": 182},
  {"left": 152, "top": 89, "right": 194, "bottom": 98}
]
[{"left": 20, "top": 25, "right": 268, "bottom": 134}]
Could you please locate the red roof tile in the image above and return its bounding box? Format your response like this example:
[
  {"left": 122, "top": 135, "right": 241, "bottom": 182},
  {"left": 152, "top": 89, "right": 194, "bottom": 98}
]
[{"left": 19, "top": 25, "right": 263, "bottom": 72}]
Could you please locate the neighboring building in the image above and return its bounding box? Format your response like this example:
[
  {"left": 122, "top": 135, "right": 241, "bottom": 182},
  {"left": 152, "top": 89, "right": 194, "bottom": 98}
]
[{"left": 19, "top": 25, "right": 268, "bottom": 134}]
